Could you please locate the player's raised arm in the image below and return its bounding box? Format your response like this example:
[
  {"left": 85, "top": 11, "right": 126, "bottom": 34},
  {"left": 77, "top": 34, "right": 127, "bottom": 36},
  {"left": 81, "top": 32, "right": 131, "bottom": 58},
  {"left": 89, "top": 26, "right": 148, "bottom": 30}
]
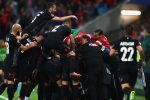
[
  {"left": 47, "top": 2, "right": 78, "bottom": 22},
  {"left": 52, "top": 15, "right": 78, "bottom": 22},
  {"left": 19, "top": 42, "right": 37, "bottom": 51}
]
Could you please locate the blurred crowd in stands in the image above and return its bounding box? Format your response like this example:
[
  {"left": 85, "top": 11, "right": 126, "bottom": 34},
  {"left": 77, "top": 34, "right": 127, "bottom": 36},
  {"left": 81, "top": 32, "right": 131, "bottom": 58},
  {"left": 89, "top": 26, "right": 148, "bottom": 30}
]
[
  {"left": 0, "top": 0, "right": 124, "bottom": 39},
  {"left": 128, "top": 7, "right": 150, "bottom": 42}
]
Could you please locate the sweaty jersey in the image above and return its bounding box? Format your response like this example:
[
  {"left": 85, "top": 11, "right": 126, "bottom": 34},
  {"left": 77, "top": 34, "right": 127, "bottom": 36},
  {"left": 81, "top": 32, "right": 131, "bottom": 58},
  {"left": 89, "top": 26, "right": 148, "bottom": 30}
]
[
  {"left": 113, "top": 36, "right": 140, "bottom": 63},
  {"left": 23, "top": 10, "right": 54, "bottom": 34},
  {"left": 4, "top": 34, "right": 21, "bottom": 67}
]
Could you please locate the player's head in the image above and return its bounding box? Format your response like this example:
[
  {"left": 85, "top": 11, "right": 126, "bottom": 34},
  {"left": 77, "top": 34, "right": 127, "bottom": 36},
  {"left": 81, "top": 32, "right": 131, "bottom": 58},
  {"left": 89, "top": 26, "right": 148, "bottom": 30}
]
[
  {"left": 47, "top": 2, "right": 56, "bottom": 13},
  {"left": 80, "top": 35, "right": 91, "bottom": 45},
  {"left": 12, "top": 23, "right": 22, "bottom": 36},
  {"left": 93, "top": 29, "right": 103, "bottom": 40},
  {"left": 124, "top": 25, "right": 134, "bottom": 37}
]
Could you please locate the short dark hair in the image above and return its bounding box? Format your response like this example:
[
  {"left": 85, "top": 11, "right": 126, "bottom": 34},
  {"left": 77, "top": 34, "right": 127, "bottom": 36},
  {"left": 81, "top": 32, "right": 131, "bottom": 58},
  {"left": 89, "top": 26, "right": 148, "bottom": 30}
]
[
  {"left": 46, "top": 2, "right": 55, "bottom": 9},
  {"left": 125, "top": 25, "right": 134, "bottom": 36},
  {"left": 94, "top": 29, "right": 103, "bottom": 35},
  {"left": 81, "top": 35, "right": 91, "bottom": 42}
]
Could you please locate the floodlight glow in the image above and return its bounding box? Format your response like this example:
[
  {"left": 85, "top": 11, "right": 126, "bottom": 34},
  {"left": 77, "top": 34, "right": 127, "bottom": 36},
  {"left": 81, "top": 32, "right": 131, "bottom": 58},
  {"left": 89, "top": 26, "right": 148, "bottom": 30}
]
[{"left": 121, "top": 10, "right": 141, "bottom": 16}]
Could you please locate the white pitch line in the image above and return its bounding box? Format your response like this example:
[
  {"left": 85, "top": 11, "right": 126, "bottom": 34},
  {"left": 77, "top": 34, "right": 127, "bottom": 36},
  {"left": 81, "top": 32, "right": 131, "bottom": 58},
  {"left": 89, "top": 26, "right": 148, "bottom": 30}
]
[{"left": 0, "top": 95, "right": 8, "bottom": 100}]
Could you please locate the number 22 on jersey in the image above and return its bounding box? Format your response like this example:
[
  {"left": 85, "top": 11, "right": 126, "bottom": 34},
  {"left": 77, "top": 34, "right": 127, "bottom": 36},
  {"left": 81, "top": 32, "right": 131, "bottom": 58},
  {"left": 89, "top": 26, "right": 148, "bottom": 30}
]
[{"left": 120, "top": 47, "right": 134, "bottom": 62}]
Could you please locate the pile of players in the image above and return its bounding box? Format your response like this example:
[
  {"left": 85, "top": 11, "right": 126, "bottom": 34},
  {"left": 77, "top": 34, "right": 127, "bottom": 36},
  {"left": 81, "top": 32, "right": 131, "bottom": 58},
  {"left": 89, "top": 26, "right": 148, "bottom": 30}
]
[{"left": 0, "top": 2, "right": 146, "bottom": 100}]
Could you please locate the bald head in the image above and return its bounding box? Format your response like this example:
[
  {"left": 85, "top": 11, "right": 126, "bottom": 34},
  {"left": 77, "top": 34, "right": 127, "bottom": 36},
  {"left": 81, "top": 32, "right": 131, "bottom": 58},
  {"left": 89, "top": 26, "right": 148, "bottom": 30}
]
[{"left": 11, "top": 24, "right": 22, "bottom": 35}]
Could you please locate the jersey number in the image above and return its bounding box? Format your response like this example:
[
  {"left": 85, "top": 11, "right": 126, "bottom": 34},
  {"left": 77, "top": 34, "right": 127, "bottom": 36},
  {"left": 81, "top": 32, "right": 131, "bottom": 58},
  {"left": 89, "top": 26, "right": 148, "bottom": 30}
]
[
  {"left": 120, "top": 47, "right": 134, "bottom": 61},
  {"left": 5, "top": 42, "right": 9, "bottom": 54},
  {"left": 51, "top": 26, "right": 60, "bottom": 32}
]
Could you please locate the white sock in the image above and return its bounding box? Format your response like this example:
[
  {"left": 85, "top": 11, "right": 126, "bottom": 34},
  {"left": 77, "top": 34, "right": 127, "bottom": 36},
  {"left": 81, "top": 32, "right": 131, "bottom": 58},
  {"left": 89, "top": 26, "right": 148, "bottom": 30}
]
[{"left": 24, "top": 96, "right": 30, "bottom": 100}]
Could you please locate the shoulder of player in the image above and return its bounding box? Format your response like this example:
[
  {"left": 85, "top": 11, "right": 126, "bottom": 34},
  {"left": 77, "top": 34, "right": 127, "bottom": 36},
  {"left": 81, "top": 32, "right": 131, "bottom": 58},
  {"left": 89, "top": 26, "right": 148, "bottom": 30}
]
[
  {"left": 7, "top": 34, "right": 17, "bottom": 41},
  {"left": 44, "top": 9, "right": 54, "bottom": 17}
]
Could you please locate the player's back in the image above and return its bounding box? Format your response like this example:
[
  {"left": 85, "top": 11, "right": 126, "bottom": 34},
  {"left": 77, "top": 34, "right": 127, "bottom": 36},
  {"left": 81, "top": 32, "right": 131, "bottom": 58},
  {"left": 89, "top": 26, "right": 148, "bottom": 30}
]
[
  {"left": 76, "top": 42, "right": 104, "bottom": 65},
  {"left": 4, "top": 34, "right": 20, "bottom": 66},
  {"left": 113, "top": 36, "right": 140, "bottom": 64},
  {"left": 44, "top": 25, "right": 71, "bottom": 44}
]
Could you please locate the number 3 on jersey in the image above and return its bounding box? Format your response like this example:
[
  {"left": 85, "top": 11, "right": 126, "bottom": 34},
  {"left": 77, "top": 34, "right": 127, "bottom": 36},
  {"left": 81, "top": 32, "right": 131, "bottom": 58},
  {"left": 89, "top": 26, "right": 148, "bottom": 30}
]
[
  {"left": 120, "top": 47, "right": 134, "bottom": 62},
  {"left": 5, "top": 42, "right": 9, "bottom": 54}
]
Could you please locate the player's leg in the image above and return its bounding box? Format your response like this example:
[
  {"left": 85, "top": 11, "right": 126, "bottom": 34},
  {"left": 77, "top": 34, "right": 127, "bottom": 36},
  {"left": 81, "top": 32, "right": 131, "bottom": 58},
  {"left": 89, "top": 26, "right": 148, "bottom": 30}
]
[
  {"left": 18, "top": 64, "right": 27, "bottom": 100},
  {"left": 52, "top": 58, "right": 62, "bottom": 100},
  {"left": 38, "top": 81, "right": 45, "bottom": 100},
  {"left": 129, "top": 65, "right": 138, "bottom": 100},
  {"left": 24, "top": 75, "right": 38, "bottom": 100},
  {"left": 4, "top": 66, "right": 16, "bottom": 100},
  {"left": 70, "top": 57, "right": 81, "bottom": 100},
  {"left": 19, "top": 82, "right": 28, "bottom": 100},
  {"left": 55, "top": 43, "right": 76, "bottom": 100},
  {"left": 61, "top": 57, "right": 70, "bottom": 100},
  {"left": 7, "top": 81, "right": 15, "bottom": 100},
  {"left": 0, "top": 80, "right": 7, "bottom": 94},
  {"left": 119, "top": 65, "right": 132, "bottom": 100},
  {"left": 87, "top": 67, "right": 99, "bottom": 100},
  {"left": 71, "top": 80, "right": 81, "bottom": 100}
]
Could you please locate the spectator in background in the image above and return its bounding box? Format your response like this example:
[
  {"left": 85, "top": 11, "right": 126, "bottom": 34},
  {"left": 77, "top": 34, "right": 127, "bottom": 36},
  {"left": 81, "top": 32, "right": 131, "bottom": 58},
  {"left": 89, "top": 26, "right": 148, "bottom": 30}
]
[
  {"left": 105, "top": 0, "right": 116, "bottom": 8},
  {"left": 142, "top": 24, "right": 150, "bottom": 100},
  {"left": 95, "top": 1, "right": 108, "bottom": 15},
  {"left": 83, "top": 1, "right": 97, "bottom": 21},
  {"left": 137, "top": 24, "right": 145, "bottom": 42},
  {"left": 76, "top": 6, "right": 85, "bottom": 27},
  {"left": 0, "top": 8, "right": 10, "bottom": 39}
]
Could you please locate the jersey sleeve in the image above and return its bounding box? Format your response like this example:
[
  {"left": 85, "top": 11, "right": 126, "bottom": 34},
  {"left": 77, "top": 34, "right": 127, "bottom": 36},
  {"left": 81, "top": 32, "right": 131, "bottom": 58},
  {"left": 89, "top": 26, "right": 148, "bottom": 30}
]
[{"left": 94, "top": 40, "right": 102, "bottom": 46}]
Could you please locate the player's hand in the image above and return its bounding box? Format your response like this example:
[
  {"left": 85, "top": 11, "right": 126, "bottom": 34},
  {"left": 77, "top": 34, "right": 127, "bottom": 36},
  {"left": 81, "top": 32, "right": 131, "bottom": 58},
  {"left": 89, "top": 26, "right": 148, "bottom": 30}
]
[
  {"left": 67, "top": 51, "right": 76, "bottom": 57},
  {"left": 22, "top": 34, "right": 29, "bottom": 39},
  {"left": 71, "top": 72, "right": 81, "bottom": 77},
  {"left": 70, "top": 15, "right": 78, "bottom": 20},
  {"left": 142, "top": 61, "right": 146, "bottom": 67},
  {"left": 29, "top": 42, "right": 37, "bottom": 47}
]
